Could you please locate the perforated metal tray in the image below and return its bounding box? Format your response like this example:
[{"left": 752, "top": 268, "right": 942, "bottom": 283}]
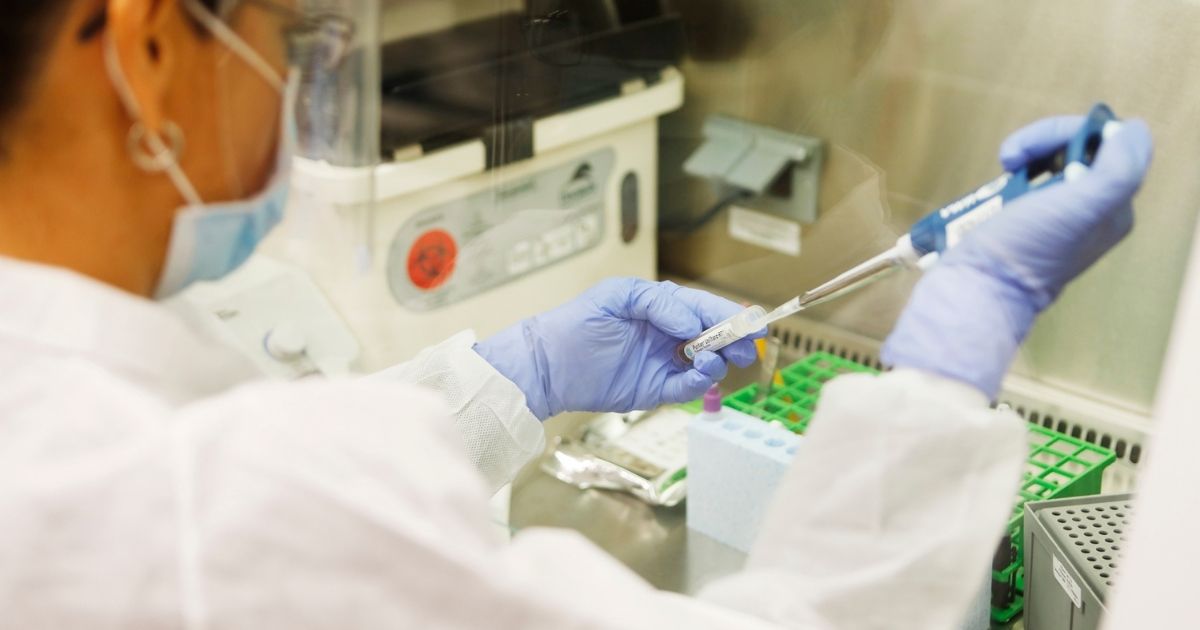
[{"left": 1024, "top": 494, "right": 1133, "bottom": 630}]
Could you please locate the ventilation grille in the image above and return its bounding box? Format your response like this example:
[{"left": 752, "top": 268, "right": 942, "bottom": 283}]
[
  {"left": 766, "top": 318, "right": 884, "bottom": 371},
  {"left": 1001, "top": 404, "right": 1143, "bottom": 465}
]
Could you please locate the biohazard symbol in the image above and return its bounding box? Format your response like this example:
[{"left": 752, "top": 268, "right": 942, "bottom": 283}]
[{"left": 407, "top": 230, "right": 457, "bottom": 291}]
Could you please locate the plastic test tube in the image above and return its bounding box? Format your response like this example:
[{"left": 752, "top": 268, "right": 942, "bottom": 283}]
[{"left": 677, "top": 306, "right": 767, "bottom": 364}]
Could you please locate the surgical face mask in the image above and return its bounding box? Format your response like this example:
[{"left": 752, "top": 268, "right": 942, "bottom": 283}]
[
  {"left": 154, "top": 104, "right": 296, "bottom": 298},
  {"left": 105, "top": 0, "right": 295, "bottom": 299}
]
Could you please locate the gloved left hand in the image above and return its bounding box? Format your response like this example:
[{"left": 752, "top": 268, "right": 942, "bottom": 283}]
[
  {"left": 476, "top": 278, "right": 763, "bottom": 420},
  {"left": 882, "top": 115, "right": 1153, "bottom": 399}
]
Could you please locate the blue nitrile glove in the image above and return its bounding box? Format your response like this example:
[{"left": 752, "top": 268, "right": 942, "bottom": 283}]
[
  {"left": 476, "top": 278, "right": 764, "bottom": 420},
  {"left": 882, "top": 116, "right": 1153, "bottom": 399}
]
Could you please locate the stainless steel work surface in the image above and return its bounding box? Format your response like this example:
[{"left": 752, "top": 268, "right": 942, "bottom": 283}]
[{"left": 508, "top": 411, "right": 748, "bottom": 595}]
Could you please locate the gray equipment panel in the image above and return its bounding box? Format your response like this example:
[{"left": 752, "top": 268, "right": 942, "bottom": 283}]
[{"left": 387, "top": 148, "right": 614, "bottom": 311}]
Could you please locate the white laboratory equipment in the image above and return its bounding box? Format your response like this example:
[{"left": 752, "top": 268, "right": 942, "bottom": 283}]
[
  {"left": 273, "top": 72, "right": 682, "bottom": 372},
  {"left": 172, "top": 4, "right": 687, "bottom": 375}
]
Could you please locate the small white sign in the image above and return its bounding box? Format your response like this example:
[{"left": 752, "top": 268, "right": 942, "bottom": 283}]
[
  {"left": 1053, "top": 555, "right": 1083, "bottom": 609},
  {"left": 728, "top": 207, "right": 802, "bottom": 257}
]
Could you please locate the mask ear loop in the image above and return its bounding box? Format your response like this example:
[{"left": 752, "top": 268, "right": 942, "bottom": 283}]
[
  {"left": 181, "top": 0, "right": 290, "bottom": 199},
  {"left": 181, "top": 0, "right": 286, "bottom": 94},
  {"left": 127, "top": 121, "right": 187, "bottom": 172},
  {"left": 104, "top": 37, "right": 204, "bottom": 207}
]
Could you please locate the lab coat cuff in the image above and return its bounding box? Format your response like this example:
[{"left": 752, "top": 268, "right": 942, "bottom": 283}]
[
  {"left": 885, "top": 368, "right": 992, "bottom": 409},
  {"left": 374, "top": 331, "right": 546, "bottom": 491}
]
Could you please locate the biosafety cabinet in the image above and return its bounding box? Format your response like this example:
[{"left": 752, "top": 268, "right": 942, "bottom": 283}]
[
  {"left": 178, "top": 0, "right": 1200, "bottom": 477},
  {"left": 175, "top": 1, "right": 1200, "bottom": 627},
  {"left": 177, "top": 0, "right": 686, "bottom": 375},
  {"left": 177, "top": 0, "right": 1200, "bottom": 477}
]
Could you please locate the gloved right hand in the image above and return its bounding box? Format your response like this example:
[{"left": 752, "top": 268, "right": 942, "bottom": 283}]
[
  {"left": 882, "top": 115, "right": 1154, "bottom": 399},
  {"left": 476, "top": 278, "right": 761, "bottom": 421}
]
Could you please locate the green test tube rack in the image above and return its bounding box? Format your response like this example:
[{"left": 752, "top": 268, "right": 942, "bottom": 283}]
[{"left": 717, "top": 352, "right": 1116, "bottom": 626}]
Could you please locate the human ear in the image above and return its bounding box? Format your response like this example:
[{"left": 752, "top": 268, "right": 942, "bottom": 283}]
[{"left": 106, "top": 0, "right": 187, "bottom": 131}]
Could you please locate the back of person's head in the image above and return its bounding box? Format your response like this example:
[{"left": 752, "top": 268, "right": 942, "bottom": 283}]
[
  {"left": 0, "top": 3, "right": 72, "bottom": 134},
  {"left": 0, "top": 0, "right": 223, "bottom": 141}
]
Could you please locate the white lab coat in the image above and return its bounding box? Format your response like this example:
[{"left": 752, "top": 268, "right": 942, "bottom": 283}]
[{"left": 0, "top": 257, "right": 1028, "bottom": 630}]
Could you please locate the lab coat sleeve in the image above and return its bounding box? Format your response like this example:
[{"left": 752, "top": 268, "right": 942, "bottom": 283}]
[
  {"left": 43, "top": 368, "right": 1024, "bottom": 629},
  {"left": 169, "top": 379, "right": 781, "bottom": 630},
  {"left": 699, "top": 369, "right": 1027, "bottom": 630},
  {"left": 373, "top": 331, "right": 546, "bottom": 491}
]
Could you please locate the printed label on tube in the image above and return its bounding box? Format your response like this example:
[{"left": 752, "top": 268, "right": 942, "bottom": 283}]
[{"left": 684, "top": 326, "right": 737, "bottom": 360}]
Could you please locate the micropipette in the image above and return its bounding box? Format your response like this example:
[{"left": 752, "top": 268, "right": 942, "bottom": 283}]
[
  {"left": 790, "top": 103, "right": 1122, "bottom": 312},
  {"left": 678, "top": 104, "right": 1121, "bottom": 364}
]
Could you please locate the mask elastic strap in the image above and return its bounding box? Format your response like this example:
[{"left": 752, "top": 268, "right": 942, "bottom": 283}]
[
  {"left": 103, "top": 38, "right": 204, "bottom": 207},
  {"left": 181, "top": 0, "right": 287, "bottom": 94}
]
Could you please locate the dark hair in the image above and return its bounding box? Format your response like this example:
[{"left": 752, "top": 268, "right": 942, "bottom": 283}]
[
  {"left": 0, "top": 0, "right": 224, "bottom": 132},
  {"left": 0, "top": 2, "right": 73, "bottom": 130}
]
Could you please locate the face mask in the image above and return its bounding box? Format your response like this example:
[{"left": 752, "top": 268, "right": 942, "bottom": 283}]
[
  {"left": 153, "top": 116, "right": 295, "bottom": 299},
  {"left": 105, "top": 0, "right": 295, "bottom": 299}
]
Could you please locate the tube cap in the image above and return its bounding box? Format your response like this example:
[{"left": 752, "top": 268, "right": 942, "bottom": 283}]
[{"left": 703, "top": 385, "right": 723, "bottom": 413}]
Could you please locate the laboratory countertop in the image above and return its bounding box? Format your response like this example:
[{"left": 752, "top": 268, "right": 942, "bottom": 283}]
[
  {"left": 509, "top": 411, "right": 749, "bottom": 595},
  {"left": 508, "top": 360, "right": 766, "bottom": 594}
]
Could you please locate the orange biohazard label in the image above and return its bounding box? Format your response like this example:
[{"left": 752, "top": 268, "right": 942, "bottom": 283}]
[{"left": 407, "top": 230, "right": 457, "bottom": 291}]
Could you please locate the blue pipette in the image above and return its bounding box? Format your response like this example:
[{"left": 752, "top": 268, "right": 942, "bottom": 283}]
[
  {"left": 679, "top": 104, "right": 1121, "bottom": 362},
  {"left": 787, "top": 103, "right": 1122, "bottom": 313}
]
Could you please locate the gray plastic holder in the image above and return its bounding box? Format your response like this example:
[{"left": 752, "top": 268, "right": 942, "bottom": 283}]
[
  {"left": 684, "top": 115, "right": 825, "bottom": 224},
  {"left": 1024, "top": 494, "right": 1133, "bottom": 630}
]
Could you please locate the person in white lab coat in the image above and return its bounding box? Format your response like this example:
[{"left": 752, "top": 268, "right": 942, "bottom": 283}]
[{"left": 0, "top": 1, "right": 1160, "bottom": 629}]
